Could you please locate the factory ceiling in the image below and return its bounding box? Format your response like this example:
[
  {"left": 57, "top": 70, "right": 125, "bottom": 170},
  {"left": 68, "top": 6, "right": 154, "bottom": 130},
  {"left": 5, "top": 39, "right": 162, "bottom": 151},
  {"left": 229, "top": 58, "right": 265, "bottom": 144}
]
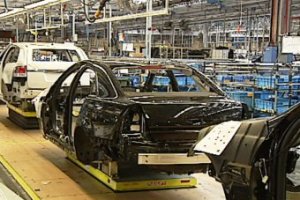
[{"left": 0, "top": 0, "right": 299, "bottom": 33}]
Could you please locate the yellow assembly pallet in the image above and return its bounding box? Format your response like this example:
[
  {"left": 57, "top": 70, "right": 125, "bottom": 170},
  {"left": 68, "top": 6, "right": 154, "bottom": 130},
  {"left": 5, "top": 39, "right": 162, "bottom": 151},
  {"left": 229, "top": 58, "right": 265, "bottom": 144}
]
[
  {"left": 7, "top": 103, "right": 37, "bottom": 118},
  {"left": 7, "top": 104, "right": 39, "bottom": 129},
  {"left": 67, "top": 153, "right": 197, "bottom": 192}
]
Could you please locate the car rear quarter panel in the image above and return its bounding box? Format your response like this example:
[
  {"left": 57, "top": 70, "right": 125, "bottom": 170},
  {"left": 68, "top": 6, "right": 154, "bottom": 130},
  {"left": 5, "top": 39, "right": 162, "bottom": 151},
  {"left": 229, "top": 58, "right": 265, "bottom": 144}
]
[{"left": 75, "top": 98, "right": 131, "bottom": 140}]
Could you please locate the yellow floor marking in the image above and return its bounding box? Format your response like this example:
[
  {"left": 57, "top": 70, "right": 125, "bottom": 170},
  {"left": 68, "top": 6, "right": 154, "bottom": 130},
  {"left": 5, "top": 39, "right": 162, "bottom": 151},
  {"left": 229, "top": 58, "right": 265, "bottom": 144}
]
[{"left": 0, "top": 155, "right": 41, "bottom": 200}]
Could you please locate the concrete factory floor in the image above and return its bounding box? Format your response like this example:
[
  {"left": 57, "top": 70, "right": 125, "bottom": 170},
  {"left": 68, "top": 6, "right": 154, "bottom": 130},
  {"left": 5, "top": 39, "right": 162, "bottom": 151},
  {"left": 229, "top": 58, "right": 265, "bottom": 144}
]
[{"left": 0, "top": 105, "right": 225, "bottom": 200}]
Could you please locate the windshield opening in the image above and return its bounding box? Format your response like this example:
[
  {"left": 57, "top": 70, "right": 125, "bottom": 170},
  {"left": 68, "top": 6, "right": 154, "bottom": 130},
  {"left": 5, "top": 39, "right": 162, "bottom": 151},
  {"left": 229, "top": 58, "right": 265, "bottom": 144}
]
[{"left": 32, "top": 49, "right": 80, "bottom": 62}]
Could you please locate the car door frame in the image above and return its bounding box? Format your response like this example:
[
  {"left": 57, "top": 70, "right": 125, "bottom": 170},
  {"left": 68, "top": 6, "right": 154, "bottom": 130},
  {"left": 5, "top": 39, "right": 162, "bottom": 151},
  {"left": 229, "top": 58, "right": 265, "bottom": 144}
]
[
  {"left": 0, "top": 45, "right": 15, "bottom": 96},
  {"left": 0, "top": 46, "right": 8, "bottom": 97},
  {"left": 64, "top": 61, "right": 122, "bottom": 141},
  {"left": 3, "top": 46, "right": 21, "bottom": 85},
  {"left": 42, "top": 60, "right": 121, "bottom": 145},
  {"left": 64, "top": 63, "right": 96, "bottom": 141},
  {"left": 43, "top": 61, "right": 85, "bottom": 139}
]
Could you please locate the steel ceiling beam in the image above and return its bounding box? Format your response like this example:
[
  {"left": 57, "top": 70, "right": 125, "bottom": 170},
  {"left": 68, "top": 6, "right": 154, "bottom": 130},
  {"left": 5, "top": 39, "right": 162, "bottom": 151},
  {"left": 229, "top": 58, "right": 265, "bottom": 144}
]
[{"left": 86, "top": 0, "right": 170, "bottom": 24}]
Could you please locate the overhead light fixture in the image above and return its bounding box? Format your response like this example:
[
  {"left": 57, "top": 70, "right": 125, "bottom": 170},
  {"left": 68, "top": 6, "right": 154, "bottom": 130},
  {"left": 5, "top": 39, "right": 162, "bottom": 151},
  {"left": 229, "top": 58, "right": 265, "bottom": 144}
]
[
  {"left": 0, "top": 8, "right": 23, "bottom": 18},
  {"left": 24, "top": 0, "right": 69, "bottom": 9},
  {"left": 132, "top": 0, "right": 148, "bottom": 4},
  {"left": 0, "top": 0, "right": 71, "bottom": 19},
  {"left": 25, "top": 0, "right": 56, "bottom": 9}
]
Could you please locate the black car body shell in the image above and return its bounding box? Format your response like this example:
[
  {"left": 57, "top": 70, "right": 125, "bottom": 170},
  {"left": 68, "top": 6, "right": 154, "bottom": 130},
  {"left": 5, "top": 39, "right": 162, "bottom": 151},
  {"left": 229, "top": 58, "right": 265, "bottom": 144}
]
[{"left": 40, "top": 60, "right": 244, "bottom": 172}]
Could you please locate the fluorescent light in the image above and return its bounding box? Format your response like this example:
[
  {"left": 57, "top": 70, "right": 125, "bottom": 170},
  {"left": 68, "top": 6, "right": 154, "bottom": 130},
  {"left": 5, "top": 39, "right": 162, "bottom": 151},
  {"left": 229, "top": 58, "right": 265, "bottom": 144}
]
[
  {"left": 24, "top": 0, "right": 63, "bottom": 9},
  {"left": 0, "top": 0, "right": 70, "bottom": 19},
  {"left": 0, "top": 8, "right": 23, "bottom": 18}
]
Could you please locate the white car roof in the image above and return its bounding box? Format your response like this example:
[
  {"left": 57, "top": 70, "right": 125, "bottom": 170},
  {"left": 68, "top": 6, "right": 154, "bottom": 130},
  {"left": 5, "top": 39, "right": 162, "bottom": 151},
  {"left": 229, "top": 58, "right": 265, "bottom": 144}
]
[{"left": 11, "top": 42, "right": 80, "bottom": 50}]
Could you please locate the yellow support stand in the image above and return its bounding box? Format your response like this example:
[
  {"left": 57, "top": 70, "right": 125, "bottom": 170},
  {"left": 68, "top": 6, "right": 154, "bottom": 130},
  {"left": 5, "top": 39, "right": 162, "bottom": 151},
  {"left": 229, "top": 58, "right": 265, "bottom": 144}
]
[
  {"left": 7, "top": 103, "right": 36, "bottom": 118},
  {"left": 67, "top": 153, "right": 197, "bottom": 192},
  {"left": 7, "top": 104, "right": 39, "bottom": 129}
]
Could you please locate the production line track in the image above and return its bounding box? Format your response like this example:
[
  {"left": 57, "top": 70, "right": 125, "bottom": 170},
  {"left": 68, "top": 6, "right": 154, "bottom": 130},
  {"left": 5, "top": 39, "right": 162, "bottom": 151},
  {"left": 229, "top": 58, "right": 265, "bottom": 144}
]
[{"left": 0, "top": 105, "right": 225, "bottom": 200}]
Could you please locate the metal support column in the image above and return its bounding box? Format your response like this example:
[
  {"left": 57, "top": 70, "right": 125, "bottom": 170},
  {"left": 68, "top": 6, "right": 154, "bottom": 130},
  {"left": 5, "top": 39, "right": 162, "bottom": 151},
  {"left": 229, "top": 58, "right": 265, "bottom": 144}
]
[
  {"left": 262, "top": 16, "right": 266, "bottom": 51},
  {"left": 49, "top": 11, "right": 51, "bottom": 26},
  {"left": 202, "top": 23, "right": 208, "bottom": 48},
  {"left": 145, "top": 0, "right": 153, "bottom": 59},
  {"left": 44, "top": 9, "right": 47, "bottom": 27},
  {"left": 172, "top": 28, "right": 175, "bottom": 58},
  {"left": 278, "top": 0, "right": 292, "bottom": 62},
  {"left": 256, "top": 15, "right": 259, "bottom": 52},
  {"left": 248, "top": 8, "right": 255, "bottom": 52},
  {"left": 60, "top": 3, "right": 64, "bottom": 39},
  {"left": 279, "top": 0, "right": 292, "bottom": 35},
  {"left": 108, "top": 6, "right": 112, "bottom": 56},
  {"left": 223, "top": 12, "right": 226, "bottom": 46},
  {"left": 35, "top": 21, "right": 38, "bottom": 42},
  {"left": 270, "top": 0, "right": 280, "bottom": 46},
  {"left": 216, "top": 23, "right": 219, "bottom": 47},
  {"left": 26, "top": 13, "right": 30, "bottom": 30},
  {"left": 16, "top": 26, "right": 19, "bottom": 42},
  {"left": 72, "top": 13, "right": 76, "bottom": 42},
  {"left": 245, "top": 8, "right": 249, "bottom": 51},
  {"left": 86, "top": 24, "right": 89, "bottom": 41},
  {"left": 181, "top": 30, "right": 183, "bottom": 59},
  {"left": 15, "top": 17, "right": 19, "bottom": 42}
]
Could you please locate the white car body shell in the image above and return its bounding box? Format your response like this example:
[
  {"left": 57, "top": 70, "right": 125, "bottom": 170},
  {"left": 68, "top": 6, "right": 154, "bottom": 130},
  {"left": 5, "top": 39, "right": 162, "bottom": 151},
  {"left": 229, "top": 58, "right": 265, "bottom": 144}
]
[{"left": 0, "top": 42, "right": 88, "bottom": 101}]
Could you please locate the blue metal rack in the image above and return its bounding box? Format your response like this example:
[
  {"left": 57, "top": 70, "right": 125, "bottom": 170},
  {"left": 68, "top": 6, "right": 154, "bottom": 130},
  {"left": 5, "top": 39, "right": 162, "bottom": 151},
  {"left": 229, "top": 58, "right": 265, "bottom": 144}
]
[{"left": 204, "top": 63, "right": 300, "bottom": 117}]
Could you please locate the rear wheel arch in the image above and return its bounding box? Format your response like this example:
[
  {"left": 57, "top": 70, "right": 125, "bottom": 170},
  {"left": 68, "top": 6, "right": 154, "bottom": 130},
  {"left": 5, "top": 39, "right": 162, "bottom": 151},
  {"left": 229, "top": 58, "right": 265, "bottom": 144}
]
[{"left": 73, "top": 125, "right": 98, "bottom": 164}]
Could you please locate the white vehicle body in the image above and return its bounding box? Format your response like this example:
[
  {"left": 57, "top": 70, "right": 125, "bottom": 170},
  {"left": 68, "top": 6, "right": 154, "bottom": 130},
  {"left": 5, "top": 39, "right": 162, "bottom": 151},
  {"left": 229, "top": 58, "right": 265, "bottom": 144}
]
[{"left": 0, "top": 42, "right": 88, "bottom": 107}]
